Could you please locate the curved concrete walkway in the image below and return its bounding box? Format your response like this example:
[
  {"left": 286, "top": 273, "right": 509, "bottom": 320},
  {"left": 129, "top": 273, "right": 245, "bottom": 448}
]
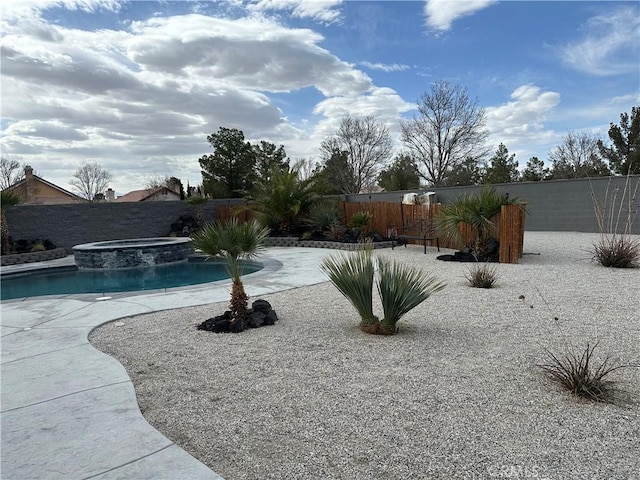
[{"left": 1, "top": 247, "right": 334, "bottom": 479}]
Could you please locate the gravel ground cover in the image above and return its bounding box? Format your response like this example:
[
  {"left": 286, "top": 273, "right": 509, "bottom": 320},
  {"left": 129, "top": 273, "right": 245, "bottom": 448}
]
[{"left": 89, "top": 232, "right": 640, "bottom": 480}]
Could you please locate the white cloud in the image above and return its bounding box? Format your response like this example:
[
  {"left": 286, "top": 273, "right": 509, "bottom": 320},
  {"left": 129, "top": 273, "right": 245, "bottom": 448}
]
[
  {"left": 559, "top": 6, "right": 640, "bottom": 76},
  {"left": 0, "top": 8, "right": 412, "bottom": 193},
  {"left": 485, "top": 84, "right": 561, "bottom": 151},
  {"left": 424, "top": 0, "right": 496, "bottom": 31},
  {"left": 247, "top": 0, "right": 343, "bottom": 23},
  {"left": 359, "top": 62, "right": 410, "bottom": 73}
]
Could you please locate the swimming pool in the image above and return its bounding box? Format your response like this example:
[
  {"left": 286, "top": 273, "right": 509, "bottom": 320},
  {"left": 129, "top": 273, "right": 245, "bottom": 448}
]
[{"left": 0, "top": 259, "right": 263, "bottom": 300}]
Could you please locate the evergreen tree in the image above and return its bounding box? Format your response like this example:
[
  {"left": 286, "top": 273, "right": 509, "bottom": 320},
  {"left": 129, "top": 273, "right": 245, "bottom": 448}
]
[
  {"left": 521, "top": 157, "right": 550, "bottom": 181},
  {"left": 253, "top": 141, "right": 289, "bottom": 182},
  {"left": 199, "top": 127, "right": 256, "bottom": 198},
  {"left": 442, "top": 156, "right": 482, "bottom": 186},
  {"left": 597, "top": 107, "right": 640, "bottom": 174},
  {"left": 483, "top": 143, "right": 520, "bottom": 184},
  {"left": 377, "top": 154, "right": 421, "bottom": 191}
]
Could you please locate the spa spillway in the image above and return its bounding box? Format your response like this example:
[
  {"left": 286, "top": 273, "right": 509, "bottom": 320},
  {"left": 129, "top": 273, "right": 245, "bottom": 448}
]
[{"left": 73, "top": 238, "right": 193, "bottom": 269}]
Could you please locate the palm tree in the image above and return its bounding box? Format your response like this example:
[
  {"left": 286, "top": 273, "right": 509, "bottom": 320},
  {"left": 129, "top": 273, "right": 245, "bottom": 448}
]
[
  {"left": 321, "top": 247, "right": 445, "bottom": 335},
  {"left": 436, "top": 187, "right": 525, "bottom": 258},
  {"left": 191, "top": 218, "right": 270, "bottom": 325},
  {"left": 243, "top": 164, "right": 316, "bottom": 235},
  {"left": 1, "top": 190, "right": 21, "bottom": 255}
]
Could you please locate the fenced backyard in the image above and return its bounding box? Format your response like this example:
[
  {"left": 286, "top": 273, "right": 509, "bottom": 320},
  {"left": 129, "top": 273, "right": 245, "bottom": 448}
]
[{"left": 216, "top": 201, "right": 526, "bottom": 264}]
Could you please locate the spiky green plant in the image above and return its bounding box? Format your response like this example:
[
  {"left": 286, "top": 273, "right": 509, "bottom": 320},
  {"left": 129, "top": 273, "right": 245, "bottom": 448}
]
[
  {"left": 243, "top": 165, "right": 316, "bottom": 234},
  {"left": 306, "top": 199, "right": 343, "bottom": 233},
  {"left": 191, "top": 218, "right": 270, "bottom": 324},
  {"left": 465, "top": 263, "right": 499, "bottom": 288},
  {"left": 1, "top": 189, "right": 21, "bottom": 255},
  {"left": 538, "top": 342, "right": 638, "bottom": 404},
  {"left": 377, "top": 258, "right": 445, "bottom": 334},
  {"left": 320, "top": 247, "right": 377, "bottom": 327},
  {"left": 348, "top": 211, "right": 374, "bottom": 240},
  {"left": 321, "top": 247, "right": 445, "bottom": 335},
  {"left": 436, "top": 187, "right": 525, "bottom": 254}
]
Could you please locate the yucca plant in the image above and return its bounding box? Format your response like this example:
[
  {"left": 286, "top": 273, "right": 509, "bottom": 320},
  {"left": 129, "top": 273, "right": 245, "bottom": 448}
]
[
  {"left": 306, "top": 199, "right": 343, "bottom": 233},
  {"left": 320, "top": 246, "right": 377, "bottom": 328},
  {"left": 1, "top": 189, "right": 21, "bottom": 255},
  {"left": 465, "top": 263, "right": 499, "bottom": 288},
  {"left": 321, "top": 247, "right": 445, "bottom": 335},
  {"left": 538, "top": 342, "right": 638, "bottom": 404},
  {"left": 376, "top": 257, "right": 445, "bottom": 335},
  {"left": 191, "top": 218, "right": 270, "bottom": 324}
]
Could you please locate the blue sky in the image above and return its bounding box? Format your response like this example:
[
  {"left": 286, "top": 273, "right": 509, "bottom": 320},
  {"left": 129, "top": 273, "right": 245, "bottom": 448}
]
[{"left": 1, "top": 0, "right": 638, "bottom": 195}]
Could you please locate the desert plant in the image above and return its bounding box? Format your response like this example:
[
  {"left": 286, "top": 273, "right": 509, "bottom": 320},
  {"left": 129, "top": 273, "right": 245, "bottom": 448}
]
[
  {"left": 538, "top": 342, "right": 638, "bottom": 404},
  {"left": 321, "top": 247, "right": 445, "bottom": 335},
  {"left": 592, "top": 235, "right": 640, "bottom": 268},
  {"left": 590, "top": 175, "right": 639, "bottom": 268},
  {"left": 243, "top": 164, "right": 315, "bottom": 234},
  {"left": 326, "top": 221, "right": 347, "bottom": 241},
  {"left": 31, "top": 242, "right": 46, "bottom": 252},
  {"left": 320, "top": 246, "right": 377, "bottom": 328},
  {"left": 306, "top": 199, "right": 343, "bottom": 232},
  {"left": 465, "top": 263, "right": 499, "bottom": 288},
  {"left": 191, "top": 218, "right": 269, "bottom": 325},
  {"left": 349, "top": 211, "right": 373, "bottom": 239},
  {"left": 436, "top": 187, "right": 525, "bottom": 259},
  {"left": 1, "top": 189, "right": 21, "bottom": 255},
  {"left": 186, "top": 195, "right": 208, "bottom": 227},
  {"left": 376, "top": 257, "right": 445, "bottom": 334}
]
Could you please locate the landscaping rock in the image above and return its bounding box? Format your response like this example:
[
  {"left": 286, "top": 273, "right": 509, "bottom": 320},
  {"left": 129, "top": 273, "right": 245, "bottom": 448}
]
[{"left": 197, "top": 299, "right": 278, "bottom": 333}]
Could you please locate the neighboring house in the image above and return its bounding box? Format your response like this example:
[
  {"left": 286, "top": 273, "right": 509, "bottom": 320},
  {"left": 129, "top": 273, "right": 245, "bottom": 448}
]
[
  {"left": 114, "top": 186, "right": 181, "bottom": 202},
  {"left": 3, "top": 166, "right": 88, "bottom": 205}
]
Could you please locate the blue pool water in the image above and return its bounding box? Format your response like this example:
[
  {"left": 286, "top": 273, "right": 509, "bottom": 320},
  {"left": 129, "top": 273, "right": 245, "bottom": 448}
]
[{"left": 1, "top": 260, "right": 263, "bottom": 300}]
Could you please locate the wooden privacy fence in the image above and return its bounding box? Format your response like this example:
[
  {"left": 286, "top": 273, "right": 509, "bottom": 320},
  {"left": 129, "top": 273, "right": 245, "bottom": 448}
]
[
  {"left": 343, "top": 202, "right": 525, "bottom": 263},
  {"left": 215, "top": 201, "right": 525, "bottom": 264}
]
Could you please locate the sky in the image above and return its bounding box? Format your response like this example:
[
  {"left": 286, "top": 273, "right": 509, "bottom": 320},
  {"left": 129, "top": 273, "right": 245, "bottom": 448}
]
[{"left": 1, "top": 0, "right": 639, "bottom": 196}]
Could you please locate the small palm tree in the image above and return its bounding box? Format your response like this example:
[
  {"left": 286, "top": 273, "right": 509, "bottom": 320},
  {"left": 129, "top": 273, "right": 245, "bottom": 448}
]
[
  {"left": 191, "top": 218, "right": 270, "bottom": 324},
  {"left": 321, "top": 247, "right": 445, "bottom": 335},
  {"left": 244, "top": 164, "right": 316, "bottom": 235},
  {"left": 1, "top": 190, "right": 21, "bottom": 255},
  {"left": 436, "top": 187, "right": 525, "bottom": 258}
]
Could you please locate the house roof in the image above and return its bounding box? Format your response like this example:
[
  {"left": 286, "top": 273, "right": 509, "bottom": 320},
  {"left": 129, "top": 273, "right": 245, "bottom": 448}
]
[
  {"left": 114, "top": 186, "right": 180, "bottom": 202},
  {"left": 5, "top": 175, "right": 86, "bottom": 201}
]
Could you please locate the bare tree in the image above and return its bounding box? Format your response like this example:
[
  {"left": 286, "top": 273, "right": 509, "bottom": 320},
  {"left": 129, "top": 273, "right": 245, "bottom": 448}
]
[
  {"left": 320, "top": 115, "right": 394, "bottom": 194},
  {"left": 1, "top": 158, "right": 24, "bottom": 190},
  {"left": 401, "top": 81, "right": 489, "bottom": 186},
  {"left": 70, "top": 162, "right": 113, "bottom": 201},
  {"left": 292, "top": 157, "right": 317, "bottom": 181},
  {"left": 549, "top": 131, "right": 610, "bottom": 179}
]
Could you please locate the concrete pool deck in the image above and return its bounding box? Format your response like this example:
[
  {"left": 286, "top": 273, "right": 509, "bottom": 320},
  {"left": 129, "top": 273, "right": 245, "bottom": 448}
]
[{"left": 0, "top": 247, "right": 335, "bottom": 479}]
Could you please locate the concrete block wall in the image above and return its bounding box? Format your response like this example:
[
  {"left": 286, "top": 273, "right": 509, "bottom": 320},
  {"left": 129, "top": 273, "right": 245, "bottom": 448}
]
[
  {"left": 346, "top": 176, "right": 640, "bottom": 234},
  {"left": 4, "top": 201, "right": 223, "bottom": 251}
]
